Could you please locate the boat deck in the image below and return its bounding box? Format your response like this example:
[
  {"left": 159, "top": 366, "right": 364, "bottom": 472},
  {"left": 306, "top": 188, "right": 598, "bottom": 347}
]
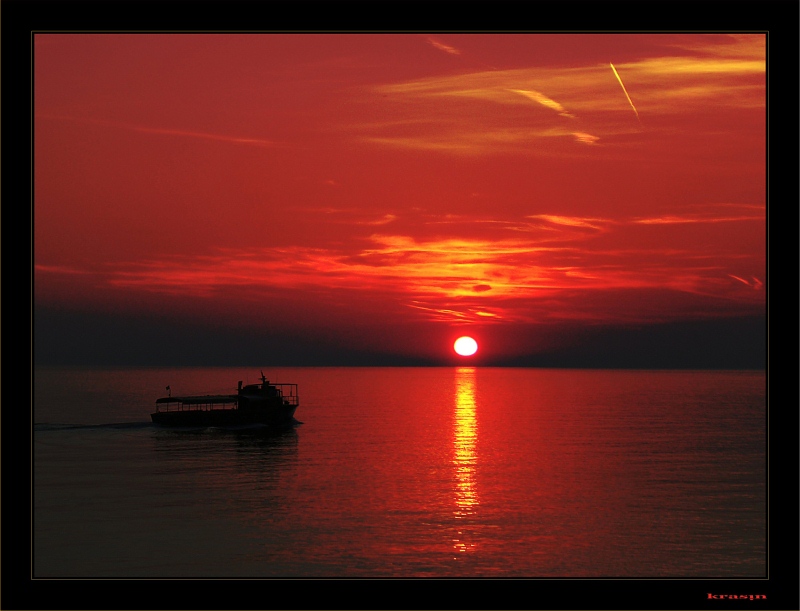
[{"left": 155, "top": 395, "right": 239, "bottom": 412}]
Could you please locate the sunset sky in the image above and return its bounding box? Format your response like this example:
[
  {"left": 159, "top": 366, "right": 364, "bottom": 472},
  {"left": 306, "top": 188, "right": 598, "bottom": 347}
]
[{"left": 33, "top": 33, "right": 766, "bottom": 367}]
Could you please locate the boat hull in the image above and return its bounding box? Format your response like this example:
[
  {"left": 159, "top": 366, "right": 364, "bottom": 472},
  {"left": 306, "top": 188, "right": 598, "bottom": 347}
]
[{"left": 151, "top": 404, "right": 297, "bottom": 428}]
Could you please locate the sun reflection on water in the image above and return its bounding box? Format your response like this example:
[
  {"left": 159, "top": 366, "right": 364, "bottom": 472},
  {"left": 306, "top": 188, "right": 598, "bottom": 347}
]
[{"left": 453, "top": 367, "right": 478, "bottom": 556}]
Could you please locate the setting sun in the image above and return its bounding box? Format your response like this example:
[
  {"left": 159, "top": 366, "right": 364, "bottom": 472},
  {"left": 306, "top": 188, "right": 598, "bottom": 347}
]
[{"left": 454, "top": 336, "right": 478, "bottom": 357}]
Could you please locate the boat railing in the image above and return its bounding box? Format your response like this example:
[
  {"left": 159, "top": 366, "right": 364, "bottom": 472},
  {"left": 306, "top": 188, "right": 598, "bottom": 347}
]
[
  {"left": 154, "top": 396, "right": 238, "bottom": 413},
  {"left": 270, "top": 383, "right": 299, "bottom": 406}
]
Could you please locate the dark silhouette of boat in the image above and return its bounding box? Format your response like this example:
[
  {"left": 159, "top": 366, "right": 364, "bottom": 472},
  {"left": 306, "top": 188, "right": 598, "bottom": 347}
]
[{"left": 151, "top": 372, "right": 299, "bottom": 427}]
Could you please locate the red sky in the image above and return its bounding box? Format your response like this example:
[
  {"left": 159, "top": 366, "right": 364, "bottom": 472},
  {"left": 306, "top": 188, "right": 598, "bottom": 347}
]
[{"left": 33, "top": 33, "right": 766, "bottom": 365}]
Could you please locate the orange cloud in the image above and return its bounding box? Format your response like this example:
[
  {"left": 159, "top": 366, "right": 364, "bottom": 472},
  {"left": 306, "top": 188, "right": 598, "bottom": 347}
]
[
  {"left": 77, "top": 210, "right": 762, "bottom": 326},
  {"left": 527, "top": 215, "right": 607, "bottom": 231},
  {"left": 633, "top": 205, "right": 765, "bottom": 225},
  {"left": 427, "top": 37, "right": 461, "bottom": 56},
  {"left": 508, "top": 88, "right": 574, "bottom": 118},
  {"left": 358, "top": 36, "right": 764, "bottom": 156},
  {"left": 572, "top": 132, "right": 599, "bottom": 144}
]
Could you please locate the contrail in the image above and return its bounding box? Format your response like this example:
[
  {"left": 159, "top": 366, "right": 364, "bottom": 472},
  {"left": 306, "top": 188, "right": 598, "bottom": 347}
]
[{"left": 610, "top": 63, "right": 640, "bottom": 123}]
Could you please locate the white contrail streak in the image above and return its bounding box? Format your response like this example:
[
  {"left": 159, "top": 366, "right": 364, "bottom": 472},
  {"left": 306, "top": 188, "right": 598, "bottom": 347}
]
[{"left": 610, "top": 63, "right": 640, "bottom": 123}]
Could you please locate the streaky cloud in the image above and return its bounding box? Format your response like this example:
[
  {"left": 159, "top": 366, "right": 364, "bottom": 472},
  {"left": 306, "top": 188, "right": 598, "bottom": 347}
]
[
  {"left": 362, "top": 35, "right": 764, "bottom": 157},
  {"left": 573, "top": 132, "right": 599, "bottom": 144},
  {"left": 508, "top": 88, "right": 574, "bottom": 118},
  {"left": 34, "top": 264, "right": 93, "bottom": 275},
  {"left": 633, "top": 214, "right": 763, "bottom": 225},
  {"left": 427, "top": 37, "right": 461, "bottom": 56},
  {"left": 354, "top": 214, "right": 398, "bottom": 226},
  {"left": 36, "top": 114, "right": 277, "bottom": 147},
  {"left": 729, "top": 274, "right": 763, "bottom": 289},
  {"left": 528, "top": 214, "right": 607, "bottom": 230}
]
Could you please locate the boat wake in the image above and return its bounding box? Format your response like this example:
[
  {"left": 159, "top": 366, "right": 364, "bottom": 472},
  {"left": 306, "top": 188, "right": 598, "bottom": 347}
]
[{"left": 34, "top": 422, "right": 154, "bottom": 431}]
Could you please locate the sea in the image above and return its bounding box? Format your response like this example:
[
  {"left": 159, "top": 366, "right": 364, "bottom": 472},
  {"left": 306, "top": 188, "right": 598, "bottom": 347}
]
[{"left": 32, "top": 366, "right": 766, "bottom": 580}]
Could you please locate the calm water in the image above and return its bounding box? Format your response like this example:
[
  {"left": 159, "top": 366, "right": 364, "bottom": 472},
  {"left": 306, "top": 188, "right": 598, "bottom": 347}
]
[{"left": 33, "top": 366, "right": 766, "bottom": 578}]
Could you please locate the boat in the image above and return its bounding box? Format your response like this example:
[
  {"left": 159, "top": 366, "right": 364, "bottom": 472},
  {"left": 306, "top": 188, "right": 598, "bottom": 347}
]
[{"left": 151, "top": 372, "right": 299, "bottom": 428}]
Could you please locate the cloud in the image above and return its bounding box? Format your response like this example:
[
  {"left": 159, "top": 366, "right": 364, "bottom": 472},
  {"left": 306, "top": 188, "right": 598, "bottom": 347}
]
[
  {"left": 36, "top": 194, "right": 763, "bottom": 327},
  {"left": 36, "top": 114, "right": 277, "bottom": 147},
  {"left": 729, "top": 274, "right": 763, "bottom": 289},
  {"left": 508, "top": 88, "right": 574, "bottom": 118},
  {"left": 131, "top": 125, "right": 276, "bottom": 146},
  {"left": 358, "top": 36, "right": 764, "bottom": 155},
  {"left": 572, "top": 132, "right": 599, "bottom": 144},
  {"left": 528, "top": 214, "right": 607, "bottom": 230},
  {"left": 633, "top": 213, "right": 764, "bottom": 225},
  {"left": 361, "top": 127, "right": 571, "bottom": 156},
  {"left": 427, "top": 37, "right": 461, "bottom": 56},
  {"left": 355, "top": 214, "right": 398, "bottom": 226},
  {"left": 34, "top": 264, "right": 93, "bottom": 275},
  {"left": 76, "top": 213, "right": 762, "bottom": 326},
  {"left": 291, "top": 207, "right": 398, "bottom": 226}
]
